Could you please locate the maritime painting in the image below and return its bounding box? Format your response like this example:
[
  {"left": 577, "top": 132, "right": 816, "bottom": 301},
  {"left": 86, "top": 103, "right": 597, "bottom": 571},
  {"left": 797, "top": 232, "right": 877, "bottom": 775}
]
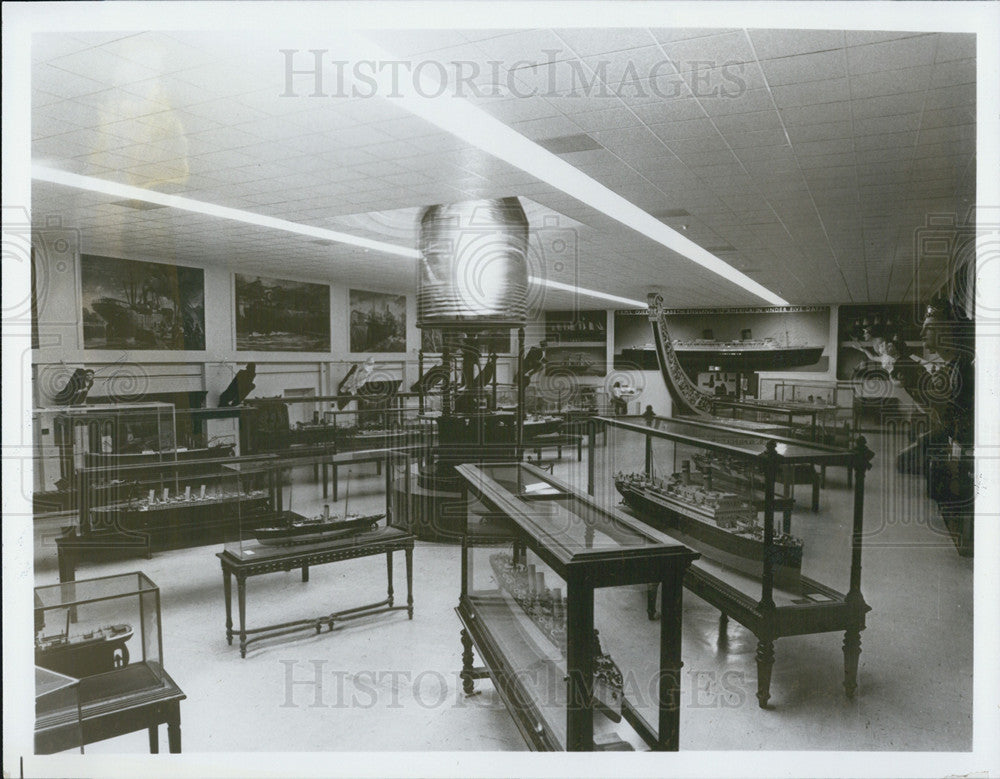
[
  {"left": 349, "top": 289, "right": 406, "bottom": 353},
  {"left": 235, "top": 274, "right": 330, "bottom": 351},
  {"left": 81, "top": 254, "right": 205, "bottom": 350}
]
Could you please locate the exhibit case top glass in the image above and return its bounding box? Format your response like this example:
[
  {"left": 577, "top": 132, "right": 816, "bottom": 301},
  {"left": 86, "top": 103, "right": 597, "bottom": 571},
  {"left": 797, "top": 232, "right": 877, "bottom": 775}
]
[
  {"left": 34, "top": 571, "right": 165, "bottom": 692},
  {"left": 599, "top": 414, "right": 854, "bottom": 465},
  {"left": 456, "top": 462, "right": 684, "bottom": 570}
]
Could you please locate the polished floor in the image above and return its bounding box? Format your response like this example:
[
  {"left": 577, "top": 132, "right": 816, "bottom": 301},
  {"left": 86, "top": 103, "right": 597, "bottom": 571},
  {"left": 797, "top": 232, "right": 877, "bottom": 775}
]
[{"left": 31, "top": 429, "right": 973, "bottom": 753}]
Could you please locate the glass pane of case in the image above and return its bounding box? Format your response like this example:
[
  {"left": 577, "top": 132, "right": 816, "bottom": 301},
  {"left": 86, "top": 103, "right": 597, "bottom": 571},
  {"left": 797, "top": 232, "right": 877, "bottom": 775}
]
[
  {"left": 34, "top": 572, "right": 165, "bottom": 694},
  {"left": 466, "top": 542, "right": 636, "bottom": 750}
]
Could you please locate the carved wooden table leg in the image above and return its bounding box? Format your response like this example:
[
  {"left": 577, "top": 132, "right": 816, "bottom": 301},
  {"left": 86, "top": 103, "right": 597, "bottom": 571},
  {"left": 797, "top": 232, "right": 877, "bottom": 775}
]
[
  {"left": 386, "top": 550, "right": 394, "bottom": 607},
  {"left": 460, "top": 627, "right": 476, "bottom": 695},
  {"left": 237, "top": 575, "right": 248, "bottom": 658},
  {"left": 755, "top": 639, "right": 775, "bottom": 708},
  {"left": 148, "top": 724, "right": 159, "bottom": 753},
  {"left": 223, "top": 568, "right": 233, "bottom": 645},
  {"left": 843, "top": 627, "right": 862, "bottom": 699},
  {"left": 405, "top": 545, "right": 414, "bottom": 619}
]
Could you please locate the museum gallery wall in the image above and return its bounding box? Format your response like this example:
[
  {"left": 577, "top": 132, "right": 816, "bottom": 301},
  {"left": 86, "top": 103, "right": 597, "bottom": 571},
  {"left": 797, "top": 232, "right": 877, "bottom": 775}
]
[{"left": 32, "top": 248, "right": 418, "bottom": 414}]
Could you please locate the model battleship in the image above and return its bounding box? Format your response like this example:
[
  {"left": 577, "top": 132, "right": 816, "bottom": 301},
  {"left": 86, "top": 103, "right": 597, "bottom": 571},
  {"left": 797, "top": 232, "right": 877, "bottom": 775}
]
[
  {"left": 35, "top": 619, "right": 133, "bottom": 677},
  {"left": 489, "top": 552, "right": 624, "bottom": 721},
  {"left": 254, "top": 509, "right": 382, "bottom": 546},
  {"left": 615, "top": 462, "right": 803, "bottom": 588}
]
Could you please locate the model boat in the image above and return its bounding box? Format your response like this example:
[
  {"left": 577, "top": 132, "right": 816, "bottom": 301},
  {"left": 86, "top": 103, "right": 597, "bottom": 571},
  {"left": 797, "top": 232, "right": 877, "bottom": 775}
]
[
  {"left": 615, "top": 464, "right": 803, "bottom": 589},
  {"left": 131, "top": 488, "right": 269, "bottom": 512},
  {"left": 35, "top": 622, "right": 133, "bottom": 677},
  {"left": 670, "top": 335, "right": 823, "bottom": 371},
  {"left": 489, "top": 552, "right": 624, "bottom": 721},
  {"left": 254, "top": 510, "right": 382, "bottom": 546}
]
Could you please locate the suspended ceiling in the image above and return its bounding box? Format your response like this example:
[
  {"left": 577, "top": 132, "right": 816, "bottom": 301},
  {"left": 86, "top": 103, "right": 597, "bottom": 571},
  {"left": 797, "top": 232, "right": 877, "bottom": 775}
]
[{"left": 29, "top": 27, "right": 977, "bottom": 308}]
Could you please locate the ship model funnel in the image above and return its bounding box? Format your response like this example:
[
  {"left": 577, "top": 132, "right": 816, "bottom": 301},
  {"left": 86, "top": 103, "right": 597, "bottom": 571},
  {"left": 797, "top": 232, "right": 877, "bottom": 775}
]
[{"left": 417, "top": 198, "right": 529, "bottom": 329}]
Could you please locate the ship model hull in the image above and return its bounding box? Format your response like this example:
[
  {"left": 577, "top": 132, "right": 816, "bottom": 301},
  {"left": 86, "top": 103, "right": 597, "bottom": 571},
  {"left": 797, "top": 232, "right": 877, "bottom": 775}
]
[
  {"left": 254, "top": 511, "right": 382, "bottom": 546},
  {"left": 36, "top": 624, "right": 133, "bottom": 678},
  {"left": 672, "top": 344, "right": 824, "bottom": 372},
  {"left": 615, "top": 479, "right": 803, "bottom": 591}
]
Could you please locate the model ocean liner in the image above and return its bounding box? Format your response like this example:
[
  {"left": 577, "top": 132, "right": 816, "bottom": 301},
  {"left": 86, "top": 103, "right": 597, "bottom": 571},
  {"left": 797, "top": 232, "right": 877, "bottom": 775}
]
[
  {"left": 614, "top": 461, "right": 803, "bottom": 588},
  {"left": 254, "top": 508, "right": 382, "bottom": 546},
  {"left": 488, "top": 552, "right": 625, "bottom": 720},
  {"left": 129, "top": 485, "right": 269, "bottom": 512}
]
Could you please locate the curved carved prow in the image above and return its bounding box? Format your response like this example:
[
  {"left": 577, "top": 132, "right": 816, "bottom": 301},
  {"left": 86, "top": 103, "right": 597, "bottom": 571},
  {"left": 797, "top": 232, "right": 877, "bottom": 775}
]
[{"left": 646, "top": 292, "right": 714, "bottom": 418}]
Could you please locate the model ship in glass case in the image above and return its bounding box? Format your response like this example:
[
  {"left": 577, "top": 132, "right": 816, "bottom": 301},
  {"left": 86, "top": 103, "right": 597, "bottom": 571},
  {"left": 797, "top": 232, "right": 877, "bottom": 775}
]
[
  {"left": 615, "top": 460, "right": 804, "bottom": 589},
  {"left": 128, "top": 484, "right": 269, "bottom": 512},
  {"left": 489, "top": 552, "right": 624, "bottom": 719},
  {"left": 254, "top": 506, "right": 383, "bottom": 546},
  {"left": 35, "top": 608, "right": 133, "bottom": 677}
]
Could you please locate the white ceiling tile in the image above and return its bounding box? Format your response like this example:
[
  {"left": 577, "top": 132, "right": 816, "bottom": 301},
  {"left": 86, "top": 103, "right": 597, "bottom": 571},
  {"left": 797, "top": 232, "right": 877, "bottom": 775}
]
[
  {"left": 761, "top": 49, "right": 847, "bottom": 85},
  {"left": 665, "top": 31, "right": 756, "bottom": 69},
  {"left": 771, "top": 78, "right": 851, "bottom": 107},
  {"left": 554, "top": 28, "right": 655, "bottom": 57},
  {"left": 847, "top": 35, "right": 937, "bottom": 75},
  {"left": 930, "top": 59, "right": 976, "bottom": 89},
  {"left": 934, "top": 33, "right": 976, "bottom": 63},
  {"left": 747, "top": 29, "right": 845, "bottom": 59}
]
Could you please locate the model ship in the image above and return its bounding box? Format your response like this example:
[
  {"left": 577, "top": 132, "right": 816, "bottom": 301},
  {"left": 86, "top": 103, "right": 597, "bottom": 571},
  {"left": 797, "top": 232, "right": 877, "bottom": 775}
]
[
  {"left": 35, "top": 614, "right": 133, "bottom": 677},
  {"left": 670, "top": 330, "right": 823, "bottom": 371},
  {"left": 489, "top": 552, "right": 624, "bottom": 721},
  {"left": 129, "top": 486, "right": 269, "bottom": 512},
  {"left": 614, "top": 462, "right": 803, "bottom": 589},
  {"left": 254, "top": 508, "right": 382, "bottom": 546}
]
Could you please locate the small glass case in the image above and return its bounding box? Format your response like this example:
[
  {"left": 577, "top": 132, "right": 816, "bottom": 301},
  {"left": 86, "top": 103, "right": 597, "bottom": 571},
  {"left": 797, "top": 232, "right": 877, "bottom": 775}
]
[{"left": 34, "top": 572, "right": 164, "bottom": 690}]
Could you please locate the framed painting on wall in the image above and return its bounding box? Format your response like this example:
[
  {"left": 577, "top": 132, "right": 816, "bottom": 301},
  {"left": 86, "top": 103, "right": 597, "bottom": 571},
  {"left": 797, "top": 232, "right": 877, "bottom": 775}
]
[
  {"left": 235, "top": 274, "right": 330, "bottom": 351},
  {"left": 80, "top": 254, "right": 205, "bottom": 350},
  {"left": 349, "top": 289, "right": 406, "bottom": 353}
]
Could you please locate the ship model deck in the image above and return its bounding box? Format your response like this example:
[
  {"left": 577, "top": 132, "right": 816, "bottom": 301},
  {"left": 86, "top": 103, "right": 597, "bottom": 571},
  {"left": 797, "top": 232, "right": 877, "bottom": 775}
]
[
  {"left": 254, "top": 510, "right": 383, "bottom": 546},
  {"left": 615, "top": 463, "right": 803, "bottom": 590},
  {"left": 488, "top": 552, "right": 624, "bottom": 721}
]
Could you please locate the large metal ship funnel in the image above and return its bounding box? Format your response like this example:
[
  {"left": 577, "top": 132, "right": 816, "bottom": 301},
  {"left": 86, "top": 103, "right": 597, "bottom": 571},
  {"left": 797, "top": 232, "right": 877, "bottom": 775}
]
[{"left": 417, "top": 197, "right": 529, "bottom": 329}]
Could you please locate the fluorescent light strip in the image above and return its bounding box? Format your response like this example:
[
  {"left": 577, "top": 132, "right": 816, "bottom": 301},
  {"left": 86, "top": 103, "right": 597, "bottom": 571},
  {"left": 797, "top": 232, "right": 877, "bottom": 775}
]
[
  {"left": 340, "top": 33, "right": 787, "bottom": 307},
  {"left": 529, "top": 276, "right": 647, "bottom": 308},
  {"left": 31, "top": 165, "right": 645, "bottom": 309},
  {"left": 31, "top": 164, "right": 421, "bottom": 260}
]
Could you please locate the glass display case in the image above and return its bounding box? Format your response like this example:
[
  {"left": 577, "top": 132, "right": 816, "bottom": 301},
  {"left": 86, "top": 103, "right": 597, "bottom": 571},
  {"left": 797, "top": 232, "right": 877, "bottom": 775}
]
[
  {"left": 34, "top": 402, "right": 177, "bottom": 496},
  {"left": 35, "top": 667, "right": 83, "bottom": 754},
  {"left": 222, "top": 450, "right": 390, "bottom": 558},
  {"left": 599, "top": 414, "right": 872, "bottom": 708},
  {"left": 454, "top": 461, "right": 699, "bottom": 752},
  {"left": 77, "top": 452, "right": 277, "bottom": 548},
  {"left": 35, "top": 573, "right": 164, "bottom": 687}
]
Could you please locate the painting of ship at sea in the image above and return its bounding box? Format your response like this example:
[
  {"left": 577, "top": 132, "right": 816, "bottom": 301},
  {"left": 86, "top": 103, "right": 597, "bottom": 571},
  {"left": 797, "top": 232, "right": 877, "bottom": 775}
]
[{"left": 681, "top": 460, "right": 691, "bottom": 485}]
